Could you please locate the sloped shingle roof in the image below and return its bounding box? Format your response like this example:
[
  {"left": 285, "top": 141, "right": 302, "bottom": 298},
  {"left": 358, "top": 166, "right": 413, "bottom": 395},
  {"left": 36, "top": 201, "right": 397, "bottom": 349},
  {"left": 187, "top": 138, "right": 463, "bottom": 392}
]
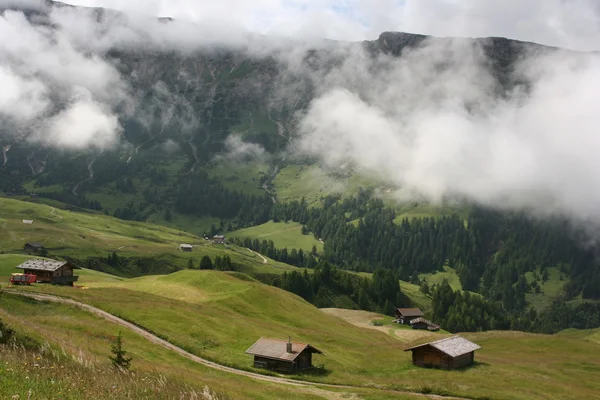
[
  {"left": 404, "top": 336, "right": 481, "bottom": 357},
  {"left": 409, "top": 317, "right": 440, "bottom": 331},
  {"left": 396, "top": 308, "right": 424, "bottom": 317},
  {"left": 245, "top": 338, "right": 323, "bottom": 362},
  {"left": 16, "top": 259, "right": 79, "bottom": 272}
]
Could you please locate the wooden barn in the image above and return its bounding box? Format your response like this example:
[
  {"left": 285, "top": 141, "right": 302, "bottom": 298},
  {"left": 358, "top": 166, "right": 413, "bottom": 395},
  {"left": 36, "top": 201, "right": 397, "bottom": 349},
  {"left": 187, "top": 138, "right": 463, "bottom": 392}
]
[
  {"left": 212, "top": 235, "right": 226, "bottom": 244},
  {"left": 15, "top": 259, "right": 80, "bottom": 286},
  {"left": 24, "top": 242, "right": 44, "bottom": 254},
  {"left": 245, "top": 337, "right": 323, "bottom": 373},
  {"left": 179, "top": 243, "right": 193, "bottom": 252},
  {"left": 394, "top": 307, "right": 424, "bottom": 325},
  {"left": 409, "top": 317, "right": 440, "bottom": 332},
  {"left": 404, "top": 336, "right": 481, "bottom": 369}
]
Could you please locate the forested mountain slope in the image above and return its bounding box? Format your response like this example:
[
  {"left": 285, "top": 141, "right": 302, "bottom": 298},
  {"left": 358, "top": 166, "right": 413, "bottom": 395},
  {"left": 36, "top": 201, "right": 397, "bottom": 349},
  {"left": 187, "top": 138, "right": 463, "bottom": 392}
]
[{"left": 1, "top": 0, "right": 599, "bottom": 333}]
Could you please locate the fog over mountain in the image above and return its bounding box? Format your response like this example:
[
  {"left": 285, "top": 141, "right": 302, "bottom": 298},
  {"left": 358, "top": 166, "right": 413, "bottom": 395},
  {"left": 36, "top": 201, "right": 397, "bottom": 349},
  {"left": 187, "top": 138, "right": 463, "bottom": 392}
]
[{"left": 1, "top": 0, "right": 600, "bottom": 229}]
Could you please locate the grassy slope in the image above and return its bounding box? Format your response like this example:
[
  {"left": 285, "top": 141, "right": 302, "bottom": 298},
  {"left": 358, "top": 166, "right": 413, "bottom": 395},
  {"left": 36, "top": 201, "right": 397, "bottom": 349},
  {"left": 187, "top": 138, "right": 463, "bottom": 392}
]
[
  {"left": 419, "top": 266, "right": 463, "bottom": 291},
  {"left": 525, "top": 266, "right": 568, "bottom": 311},
  {"left": 0, "top": 293, "right": 330, "bottom": 400},
  {"left": 231, "top": 220, "right": 324, "bottom": 252},
  {"left": 0, "top": 197, "right": 291, "bottom": 273},
  {"left": 0, "top": 197, "right": 431, "bottom": 309},
  {"left": 14, "top": 270, "right": 600, "bottom": 400}
]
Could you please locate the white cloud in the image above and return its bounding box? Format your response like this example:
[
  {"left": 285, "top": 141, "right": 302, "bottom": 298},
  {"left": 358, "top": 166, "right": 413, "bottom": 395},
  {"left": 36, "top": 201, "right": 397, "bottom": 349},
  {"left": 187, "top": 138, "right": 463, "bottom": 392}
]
[
  {"left": 57, "top": 0, "right": 600, "bottom": 51},
  {"left": 39, "top": 89, "right": 121, "bottom": 150},
  {"left": 0, "top": 8, "right": 128, "bottom": 149},
  {"left": 223, "top": 134, "right": 267, "bottom": 162},
  {"left": 297, "top": 40, "right": 600, "bottom": 223},
  {"left": 0, "top": 65, "right": 49, "bottom": 122}
]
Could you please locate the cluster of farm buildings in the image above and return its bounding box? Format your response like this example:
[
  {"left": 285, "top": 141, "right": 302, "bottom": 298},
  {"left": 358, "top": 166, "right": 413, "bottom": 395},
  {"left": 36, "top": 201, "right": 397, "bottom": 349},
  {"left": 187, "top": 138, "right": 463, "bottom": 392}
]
[
  {"left": 10, "top": 240, "right": 481, "bottom": 373},
  {"left": 245, "top": 307, "right": 480, "bottom": 373}
]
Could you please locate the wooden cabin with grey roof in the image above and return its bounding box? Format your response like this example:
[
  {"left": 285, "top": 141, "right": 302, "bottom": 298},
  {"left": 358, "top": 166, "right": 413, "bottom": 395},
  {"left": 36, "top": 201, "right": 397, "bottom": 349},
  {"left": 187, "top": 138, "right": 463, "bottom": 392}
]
[
  {"left": 404, "top": 336, "right": 481, "bottom": 369},
  {"left": 15, "top": 259, "right": 80, "bottom": 286}
]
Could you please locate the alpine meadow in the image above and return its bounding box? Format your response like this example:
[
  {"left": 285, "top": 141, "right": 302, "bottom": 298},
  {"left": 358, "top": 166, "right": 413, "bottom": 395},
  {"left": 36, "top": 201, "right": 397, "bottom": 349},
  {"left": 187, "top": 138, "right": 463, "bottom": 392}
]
[{"left": 1, "top": 1, "right": 600, "bottom": 399}]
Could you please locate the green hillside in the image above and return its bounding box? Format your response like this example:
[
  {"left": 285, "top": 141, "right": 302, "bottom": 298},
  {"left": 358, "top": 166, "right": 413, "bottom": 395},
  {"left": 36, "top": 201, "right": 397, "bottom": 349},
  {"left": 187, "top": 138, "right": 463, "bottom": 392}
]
[
  {"left": 10, "top": 269, "right": 600, "bottom": 400},
  {"left": 419, "top": 266, "right": 463, "bottom": 291},
  {"left": 0, "top": 197, "right": 294, "bottom": 276},
  {"left": 0, "top": 292, "right": 342, "bottom": 400},
  {"left": 231, "top": 220, "right": 323, "bottom": 252}
]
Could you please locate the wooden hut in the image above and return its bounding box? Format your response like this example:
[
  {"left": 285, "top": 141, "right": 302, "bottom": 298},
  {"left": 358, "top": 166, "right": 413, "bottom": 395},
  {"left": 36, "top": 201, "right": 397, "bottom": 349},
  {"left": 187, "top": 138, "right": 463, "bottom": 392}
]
[
  {"left": 245, "top": 337, "right": 323, "bottom": 373},
  {"left": 394, "top": 307, "right": 424, "bottom": 325},
  {"left": 179, "top": 243, "right": 193, "bottom": 252},
  {"left": 15, "top": 259, "right": 80, "bottom": 286},
  {"left": 404, "top": 336, "right": 481, "bottom": 369},
  {"left": 409, "top": 317, "right": 440, "bottom": 331},
  {"left": 24, "top": 242, "right": 44, "bottom": 254},
  {"left": 212, "top": 235, "right": 226, "bottom": 244}
]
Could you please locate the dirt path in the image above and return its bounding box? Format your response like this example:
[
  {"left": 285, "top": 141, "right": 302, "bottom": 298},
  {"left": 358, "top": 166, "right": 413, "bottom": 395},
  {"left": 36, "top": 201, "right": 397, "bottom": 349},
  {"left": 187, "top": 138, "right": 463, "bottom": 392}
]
[
  {"left": 247, "top": 248, "right": 268, "bottom": 264},
  {"left": 49, "top": 207, "right": 63, "bottom": 220},
  {"left": 6, "top": 291, "right": 466, "bottom": 400}
]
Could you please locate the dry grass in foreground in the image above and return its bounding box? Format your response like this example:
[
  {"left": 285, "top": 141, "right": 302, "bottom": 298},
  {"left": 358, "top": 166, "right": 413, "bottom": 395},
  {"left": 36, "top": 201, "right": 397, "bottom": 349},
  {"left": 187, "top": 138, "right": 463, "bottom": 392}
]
[{"left": 0, "top": 342, "right": 225, "bottom": 400}]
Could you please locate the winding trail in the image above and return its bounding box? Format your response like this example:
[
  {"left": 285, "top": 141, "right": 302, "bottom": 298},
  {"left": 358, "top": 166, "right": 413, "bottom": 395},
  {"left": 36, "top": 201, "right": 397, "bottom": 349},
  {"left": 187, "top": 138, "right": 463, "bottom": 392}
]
[
  {"left": 247, "top": 248, "right": 268, "bottom": 264},
  {"left": 5, "top": 291, "right": 467, "bottom": 400}
]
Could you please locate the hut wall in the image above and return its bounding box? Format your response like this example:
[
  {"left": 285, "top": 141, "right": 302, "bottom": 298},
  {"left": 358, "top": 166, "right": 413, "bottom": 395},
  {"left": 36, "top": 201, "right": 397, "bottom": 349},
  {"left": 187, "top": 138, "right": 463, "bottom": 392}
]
[
  {"left": 25, "top": 269, "right": 51, "bottom": 282},
  {"left": 411, "top": 347, "right": 453, "bottom": 369},
  {"left": 253, "top": 356, "right": 294, "bottom": 373},
  {"left": 451, "top": 352, "right": 474, "bottom": 369},
  {"left": 297, "top": 352, "right": 313, "bottom": 370},
  {"left": 411, "top": 322, "right": 429, "bottom": 330}
]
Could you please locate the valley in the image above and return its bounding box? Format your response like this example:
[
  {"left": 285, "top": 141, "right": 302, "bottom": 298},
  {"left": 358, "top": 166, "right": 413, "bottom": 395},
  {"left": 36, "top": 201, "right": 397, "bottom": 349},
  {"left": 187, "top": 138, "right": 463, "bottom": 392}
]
[
  {"left": 3, "top": 268, "right": 600, "bottom": 400},
  {"left": 1, "top": 1, "right": 600, "bottom": 399}
]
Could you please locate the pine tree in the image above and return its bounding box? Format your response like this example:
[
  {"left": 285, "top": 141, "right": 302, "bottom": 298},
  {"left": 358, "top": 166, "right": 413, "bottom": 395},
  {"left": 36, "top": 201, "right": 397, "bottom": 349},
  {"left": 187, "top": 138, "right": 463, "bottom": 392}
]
[
  {"left": 200, "top": 255, "right": 213, "bottom": 270},
  {"left": 109, "top": 331, "right": 132, "bottom": 370},
  {"left": 187, "top": 259, "right": 195, "bottom": 269}
]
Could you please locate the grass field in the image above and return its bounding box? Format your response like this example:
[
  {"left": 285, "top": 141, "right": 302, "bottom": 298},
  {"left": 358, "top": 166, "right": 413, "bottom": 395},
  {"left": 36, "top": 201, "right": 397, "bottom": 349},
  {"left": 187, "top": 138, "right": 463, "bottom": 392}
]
[
  {"left": 393, "top": 203, "right": 470, "bottom": 224},
  {"left": 231, "top": 220, "right": 324, "bottom": 252},
  {"left": 320, "top": 308, "right": 450, "bottom": 343},
  {"left": 206, "top": 159, "right": 269, "bottom": 197},
  {"left": 11, "top": 269, "right": 600, "bottom": 400},
  {"left": 272, "top": 165, "right": 379, "bottom": 207},
  {"left": 0, "top": 292, "right": 341, "bottom": 400},
  {"left": 0, "top": 197, "right": 290, "bottom": 274},
  {"left": 525, "top": 266, "right": 568, "bottom": 311},
  {"left": 419, "top": 266, "right": 463, "bottom": 291}
]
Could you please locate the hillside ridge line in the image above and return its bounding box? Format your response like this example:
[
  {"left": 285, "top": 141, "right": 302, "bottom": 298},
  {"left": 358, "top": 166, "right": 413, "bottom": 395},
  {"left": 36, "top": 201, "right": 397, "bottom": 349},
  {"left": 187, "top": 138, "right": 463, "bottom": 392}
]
[{"left": 5, "top": 290, "right": 468, "bottom": 400}]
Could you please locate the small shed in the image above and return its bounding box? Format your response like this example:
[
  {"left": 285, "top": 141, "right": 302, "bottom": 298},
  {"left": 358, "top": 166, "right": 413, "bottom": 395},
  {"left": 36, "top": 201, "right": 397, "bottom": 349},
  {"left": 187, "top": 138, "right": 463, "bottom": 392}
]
[
  {"left": 213, "top": 235, "right": 226, "bottom": 244},
  {"left": 179, "top": 243, "right": 193, "bottom": 252},
  {"left": 404, "top": 336, "right": 481, "bottom": 369},
  {"left": 409, "top": 317, "right": 440, "bottom": 332},
  {"left": 394, "top": 307, "right": 424, "bottom": 324},
  {"left": 22, "top": 220, "right": 34, "bottom": 224},
  {"left": 15, "top": 259, "right": 80, "bottom": 286},
  {"left": 245, "top": 337, "right": 323, "bottom": 373},
  {"left": 24, "top": 242, "right": 44, "bottom": 254}
]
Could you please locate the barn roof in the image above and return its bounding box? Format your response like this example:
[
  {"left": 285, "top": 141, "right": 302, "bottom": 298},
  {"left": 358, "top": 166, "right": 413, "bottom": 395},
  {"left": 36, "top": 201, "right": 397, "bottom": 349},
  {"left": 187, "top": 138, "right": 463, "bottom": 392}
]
[
  {"left": 245, "top": 338, "right": 323, "bottom": 362},
  {"left": 410, "top": 317, "right": 437, "bottom": 326},
  {"left": 396, "top": 308, "right": 424, "bottom": 317},
  {"left": 179, "top": 243, "right": 193, "bottom": 248},
  {"left": 25, "top": 242, "right": 44, "bottom": 248},
  {"left": 16, "top": 259, "right": 79, "bottom": 272},
  {"left": 404, "top": 336, "right": 481, "bottom": 357}
]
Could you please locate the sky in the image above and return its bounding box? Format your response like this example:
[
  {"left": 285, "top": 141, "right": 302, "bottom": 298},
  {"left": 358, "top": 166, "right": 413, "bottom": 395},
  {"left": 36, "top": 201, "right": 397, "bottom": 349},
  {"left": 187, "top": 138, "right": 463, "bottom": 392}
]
[{"left": 62, "top": 0, "right": 600, "bottom": 51}]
